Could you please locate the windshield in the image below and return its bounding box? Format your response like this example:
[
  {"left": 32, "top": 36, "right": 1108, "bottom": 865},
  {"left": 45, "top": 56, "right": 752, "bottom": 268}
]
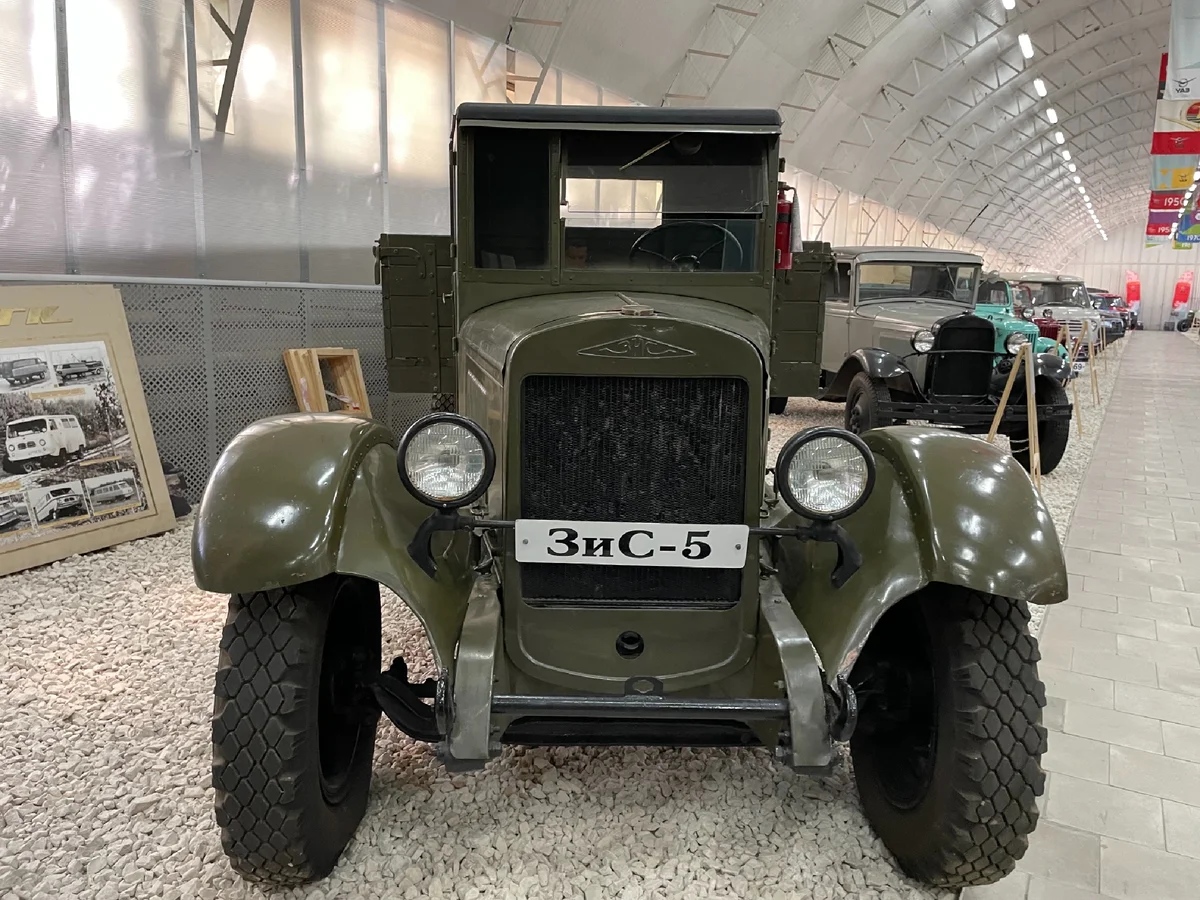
[
  {"left": 1020, "top": 281, "right": 1091, "bottom": 308},
  {"left": 560, "top": 130, "right": 766, "bottom": 273},
  {"left": 8, "top": 419, "right": 47, "bottom": 436},
  {"left": 50, "top": 488, "right": 74, "bottom": 497},
  {"left": 857, "top": 263, "right": 980, "bottom": 304}
]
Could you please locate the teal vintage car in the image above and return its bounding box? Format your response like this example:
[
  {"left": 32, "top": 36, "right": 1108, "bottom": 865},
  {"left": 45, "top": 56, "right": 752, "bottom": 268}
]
[{"left": 976, "top": 275, "right": 1069, "bottom": 364}]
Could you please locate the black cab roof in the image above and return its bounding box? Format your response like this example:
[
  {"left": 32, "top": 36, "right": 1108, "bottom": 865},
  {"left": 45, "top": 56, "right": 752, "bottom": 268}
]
[{"left": 454, "top": 103, "right": 782, "bottom": 133}]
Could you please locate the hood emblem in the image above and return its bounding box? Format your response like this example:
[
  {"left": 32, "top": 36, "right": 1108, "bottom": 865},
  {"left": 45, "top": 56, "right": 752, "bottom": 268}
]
[{"left": 578, "top": 335, "right": 695, "bottom": 359}]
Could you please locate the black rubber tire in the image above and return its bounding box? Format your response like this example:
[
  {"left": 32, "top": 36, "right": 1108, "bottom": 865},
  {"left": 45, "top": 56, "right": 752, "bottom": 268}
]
[
  {"left": 769, "top": 396, "right": 788, "bottom": 415},
  {"left": 212, "top": 575, "right": 381, "bottom": 886},
  {"left": 844, "top": 371, "right": 893, "bottom": 434},
  {"left": 1011, "top": 381, "right": 1070, "bottom": 475},
  {"left": 850, "top": 589, "right": 1047, "bottom": 888}
]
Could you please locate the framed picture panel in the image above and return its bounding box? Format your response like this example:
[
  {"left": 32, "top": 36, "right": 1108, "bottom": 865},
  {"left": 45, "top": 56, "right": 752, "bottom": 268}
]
[{"left": 0, "top": 284, "right": 175, "bottom": 576}]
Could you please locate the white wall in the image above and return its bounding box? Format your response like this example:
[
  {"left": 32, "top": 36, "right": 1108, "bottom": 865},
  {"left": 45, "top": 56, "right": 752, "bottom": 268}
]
[
  {"left": 787, "top": 168, "right": 1034, "bottom": 274},
  {"left": 1063, "top": 224, "right": 1200, "bottom": 329}
]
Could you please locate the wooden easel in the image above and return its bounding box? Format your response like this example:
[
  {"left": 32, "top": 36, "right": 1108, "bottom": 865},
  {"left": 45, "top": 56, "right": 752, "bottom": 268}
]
[
  {"left": 283, "top": 347, "right": 372, "bottom": 417},
  {"left": 1056, "top": 324, "right": 1085, "bottom": 436},
  {"left": 987, "top": 342, "right": 1042, "bottom": 491}
]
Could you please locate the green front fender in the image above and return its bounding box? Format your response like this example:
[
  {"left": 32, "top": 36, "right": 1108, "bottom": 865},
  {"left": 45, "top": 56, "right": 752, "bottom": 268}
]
[
  {"left": 192, "top": 413, "right": 474, "bottom": 668},
  {"left": 775, "top": 427, "right": 1067, "bottom": 681}
]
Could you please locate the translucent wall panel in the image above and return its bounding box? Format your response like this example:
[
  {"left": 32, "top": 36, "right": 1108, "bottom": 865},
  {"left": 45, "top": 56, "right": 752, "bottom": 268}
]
[
  {"left": 301, "top": 0, "right": 382, "bottom": 283},
  {"left": 65, "top": 0, "right": 197, "bottom": 278},
  {"left": 453, "top": 30, "right": 506, "bottom": 106},
  {"left": 0, "top": 0, "right": 67, "bottom": 273},
  {"left": 197, "top": 0, "right": 302, "bottom": 281},
  {"left": 561, "top": 70, "right": 601, "bottom": 106},
  {"left": 387, "top": 6, "right": 450, "bottom": 235}
]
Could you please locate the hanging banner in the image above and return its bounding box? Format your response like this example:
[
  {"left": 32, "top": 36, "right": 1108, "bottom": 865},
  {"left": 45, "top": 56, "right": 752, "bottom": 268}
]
[
  {"left": 1151, "top": 153, "right": 1199, "bottom": 190},
  {"left": 1167, "top": 0, "right": 1200, "bottom": 100},
  {"left": 1148, "top": 212, "right": 1178, "bottom": 236},
  {"left": 1147, "top": 235, "right": 1174, "bottom": 248},
  {"left": 1125, "top": 271, "right": 1141, "bottom": 314},
  {"left": 1152, "top": 101, "right": 1200, "bottom": 154},
  {"left": 1150, "top": 190, "right": 1189, "bottom": 210}
]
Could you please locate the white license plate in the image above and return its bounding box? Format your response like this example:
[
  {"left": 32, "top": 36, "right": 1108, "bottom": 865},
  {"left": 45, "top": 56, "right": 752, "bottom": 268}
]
[
  {"left": 1071, "top": 360, "right": 1087, "bottom": 373},
  {"left": 515, "top": 520, "right": 750, "bottom": 568}
]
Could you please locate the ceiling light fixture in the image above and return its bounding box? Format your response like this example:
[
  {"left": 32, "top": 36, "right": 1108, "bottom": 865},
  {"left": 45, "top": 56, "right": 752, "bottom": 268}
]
[
  {"left": 1062, "top": 149, "right": 1071, "bottom": 161},
  {"left": 1073, "top": 175, "right": 1081, "bottom": 184},
  {"left": 1018, "top": 33, "right": 1034, "bottom": 58},
  {"left": 1002, "top": 0, "right": 1016, "bottom": 10},
  {"left": 1034, "top": 78, "right": 1047, "bottom": 97},
  {"left": 1068, "top": 163, "right": 1077, "bottom": 172},
  {"left": 1054, "top": 131, "right": 1065, "bottom": 144},
  {"left": 1046, "top": 108, "right": 1059, "bottom": 124}
]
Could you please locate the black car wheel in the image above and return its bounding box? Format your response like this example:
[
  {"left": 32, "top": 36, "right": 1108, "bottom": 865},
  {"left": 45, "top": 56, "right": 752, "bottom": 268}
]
[
  {"left": 850, "top": 588, "right": 1047, "bottom": 888},
  {"left": 213, "top": 574, "right": 382, "bottom": 885},
  {"left": 1011, "top": 381, "right": 1070, "bottom": 475},
  {"left": 769, "top": 396, "right": 788, "bottom": 415},
  {"left": 845, "top": 372, "right": 893, "bottom": 434}
]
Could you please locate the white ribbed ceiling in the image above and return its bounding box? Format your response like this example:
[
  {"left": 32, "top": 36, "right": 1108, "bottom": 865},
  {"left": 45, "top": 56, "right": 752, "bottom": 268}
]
[{"left": 407, "top": 0, "right": 1167, "bottom": 263}]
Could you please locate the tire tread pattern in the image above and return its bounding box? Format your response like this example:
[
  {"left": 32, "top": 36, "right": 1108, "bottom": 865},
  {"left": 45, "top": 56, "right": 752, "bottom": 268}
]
[
  {"left": 212, "top": 587, "right": 324, "bottom": 886},
  {"left": 924, "top": 592, "right": 1047, "bottom": 887}
]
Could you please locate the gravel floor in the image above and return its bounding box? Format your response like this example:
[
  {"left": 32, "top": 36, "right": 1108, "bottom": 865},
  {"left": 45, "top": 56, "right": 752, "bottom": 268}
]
[{"left": 0, "top": 344, "right": 1127, "bottom": 900}]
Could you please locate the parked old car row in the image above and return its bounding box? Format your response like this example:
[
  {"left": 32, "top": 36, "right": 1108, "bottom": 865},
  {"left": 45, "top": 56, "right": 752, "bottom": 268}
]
[{"left": 765, "top": 247, "right": 1127, "bottom": 475}]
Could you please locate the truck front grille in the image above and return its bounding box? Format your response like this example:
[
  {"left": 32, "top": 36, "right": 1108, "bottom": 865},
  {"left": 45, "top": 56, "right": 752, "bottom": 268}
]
[
  {"left": 925, "top": 314, "right": 996, "bottom": 401},
  {"left": 519, "top": 374, "right": 749, "bottom": 608}
]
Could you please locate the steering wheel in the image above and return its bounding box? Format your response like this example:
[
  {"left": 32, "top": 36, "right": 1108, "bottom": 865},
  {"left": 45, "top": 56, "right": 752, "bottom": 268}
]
[{"left": 628, "top": 220, "right": 744, "bottom": 271}]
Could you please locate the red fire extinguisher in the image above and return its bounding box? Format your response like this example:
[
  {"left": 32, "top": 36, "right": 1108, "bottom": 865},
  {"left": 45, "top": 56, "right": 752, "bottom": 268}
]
[{"left": 776, "top": 161, "right": 794, "bottom": 270}]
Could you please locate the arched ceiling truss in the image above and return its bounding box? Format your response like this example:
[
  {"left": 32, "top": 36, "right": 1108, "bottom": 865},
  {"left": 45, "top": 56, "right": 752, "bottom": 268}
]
[{"left": 411, "top": 0, "right": 1171, "bottom": 264}]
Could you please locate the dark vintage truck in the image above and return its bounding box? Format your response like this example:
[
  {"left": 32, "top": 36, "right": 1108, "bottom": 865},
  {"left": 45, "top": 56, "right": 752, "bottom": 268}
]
[
  {"left": 193, "top": 104, "right": 1065, "bottom": 890},
  {"left": 0, "top": 357, "right": 49, "bottom": 387}
]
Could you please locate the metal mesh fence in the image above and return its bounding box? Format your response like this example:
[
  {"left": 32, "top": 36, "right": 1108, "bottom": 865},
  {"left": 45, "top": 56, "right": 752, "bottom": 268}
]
[{"left": 117, "top": 282, "right": 438, "bottom": 500}]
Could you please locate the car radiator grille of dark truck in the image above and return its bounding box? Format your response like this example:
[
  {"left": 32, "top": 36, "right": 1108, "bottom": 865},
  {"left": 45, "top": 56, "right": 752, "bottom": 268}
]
[
  {"left": 520, "top": 374, "right": 749, "bottom": 609},
  {"left": 925, "top": 315, "right": 996, "bottom": 401}
]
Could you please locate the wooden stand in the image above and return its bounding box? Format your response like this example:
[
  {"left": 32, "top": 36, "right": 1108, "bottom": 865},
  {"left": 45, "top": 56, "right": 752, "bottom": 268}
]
[
  {"left": 283, "top": 347, "right": 372, "bottom": 417},
  {"left": 987, "top": 342, "right": 1042, "bottom": 491}
]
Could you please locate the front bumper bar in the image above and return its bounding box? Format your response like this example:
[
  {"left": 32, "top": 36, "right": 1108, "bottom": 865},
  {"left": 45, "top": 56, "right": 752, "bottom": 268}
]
[{"left": 877, "top": 400, "right": 1073, "bottom": 433}]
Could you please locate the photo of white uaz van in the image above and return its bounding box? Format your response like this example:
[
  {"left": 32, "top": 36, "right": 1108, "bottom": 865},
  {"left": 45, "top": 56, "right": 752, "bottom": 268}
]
[
  {"left": 86, "top": 474, "right": 138, "bottom": 509},
  {"left": 3, "top": 415, "right": 87, "bottom": 474}
]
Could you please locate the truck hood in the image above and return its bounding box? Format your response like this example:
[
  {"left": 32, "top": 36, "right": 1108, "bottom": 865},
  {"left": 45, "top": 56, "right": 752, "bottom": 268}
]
[
  {"left": 853, "top": 299, "right": 975, "bottom": 330},
  {"left": 459, "top": 291, "right": 771, "bottom": 372}
]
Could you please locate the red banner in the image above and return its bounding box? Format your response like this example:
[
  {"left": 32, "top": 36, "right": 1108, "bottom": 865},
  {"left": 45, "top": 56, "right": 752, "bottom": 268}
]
[
  {"left": 1150, "top": 190, "right": 1189, "bottom": 210},
  {"left": 1173, "top": 271, "right": 1194, "bottom": 310},
  {"left": 1151, "top": 100, "right": 1200, "bottom": 154},
  {"left": 1126, "top": 271, "right": 1141, "bottom": 311},
  {"left": 1149, "top": 221, "right": 1176, "bottom": 236}
]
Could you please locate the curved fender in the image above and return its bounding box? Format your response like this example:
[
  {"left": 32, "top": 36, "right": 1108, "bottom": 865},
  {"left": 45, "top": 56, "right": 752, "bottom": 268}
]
[
  {"left": 774, "top": 426, "right": 1067, "bottom": 682},
  {"left": 1033, "top": 351, "right": 1071, "bottom": 385},
  {"left": 193, "top": 413, "right": 474, "bottom": 669},
  {"left": 824, "top": 348, "right": 921, "bottom": 401}
]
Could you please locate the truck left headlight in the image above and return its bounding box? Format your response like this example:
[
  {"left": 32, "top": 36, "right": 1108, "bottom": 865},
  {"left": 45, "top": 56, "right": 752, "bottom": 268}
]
[
  {"left": 1005, "top": 332, "right": 1029, "bottom": 355},
  {"left": 398, "top": 413, "right": 495, "bottom": 509},
  {"left": 775, "top": 427, "right": 875, "bottom": 521},
  {"left": 1020, "top": 307, "right": 1034, "bottom": 321}
]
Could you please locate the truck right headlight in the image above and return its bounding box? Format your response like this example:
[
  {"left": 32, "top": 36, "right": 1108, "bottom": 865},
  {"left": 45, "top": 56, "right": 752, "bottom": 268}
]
[
  {"left": 775, "top": 427, "right": 876, "bottom": 521},
  {"left": 398, "top": 413, "right": 495, "bottom": 509}
]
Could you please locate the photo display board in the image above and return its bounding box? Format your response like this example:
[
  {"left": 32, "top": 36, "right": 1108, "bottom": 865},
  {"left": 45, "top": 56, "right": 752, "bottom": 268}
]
[{"left": 0, "top": 285, "right": 175, "bottom": 575}]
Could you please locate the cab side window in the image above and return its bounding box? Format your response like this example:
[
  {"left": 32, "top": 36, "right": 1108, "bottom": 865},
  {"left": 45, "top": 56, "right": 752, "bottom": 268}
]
[
  {"left": 49, "top": 420, "right": 57, "bottom": 431},
  {"left": 472, "top": 129, "right": 550, "bottom": 270},
  {"left": 824, "top": 262, "right": 852, "bottom": 301}
]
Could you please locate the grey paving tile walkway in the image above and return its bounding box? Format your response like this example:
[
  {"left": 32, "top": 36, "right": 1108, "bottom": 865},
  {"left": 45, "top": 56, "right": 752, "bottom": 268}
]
[{"left": 965, "top": 333, "right": 1200, "bottom": 900}]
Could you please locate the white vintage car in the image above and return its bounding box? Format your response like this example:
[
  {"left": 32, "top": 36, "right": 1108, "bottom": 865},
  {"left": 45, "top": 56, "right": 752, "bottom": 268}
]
[{"left": 1000, "top": 272, "right": 1108, "bottom": 348}]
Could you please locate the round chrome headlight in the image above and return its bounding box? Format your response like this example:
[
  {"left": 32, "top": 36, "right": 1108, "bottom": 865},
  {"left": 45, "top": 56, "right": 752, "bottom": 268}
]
[
  {"left": 1042, "top": 308, "right": 1052, "bottom": 318},
  {"left": 397, "top": 413, "right": 495, "bottom": 509},
  {"left": 911, "top": 329, "right": 935, "bottom": 353},
  {"left": 1021, "top": 306, "right": 1034, "bottom": 321},
  {"left": 1005, "top": 332, "right": 1029, "bottom": 355},
  {"left": 775, "top": 427, "right": 876, "bottom": 521}
]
